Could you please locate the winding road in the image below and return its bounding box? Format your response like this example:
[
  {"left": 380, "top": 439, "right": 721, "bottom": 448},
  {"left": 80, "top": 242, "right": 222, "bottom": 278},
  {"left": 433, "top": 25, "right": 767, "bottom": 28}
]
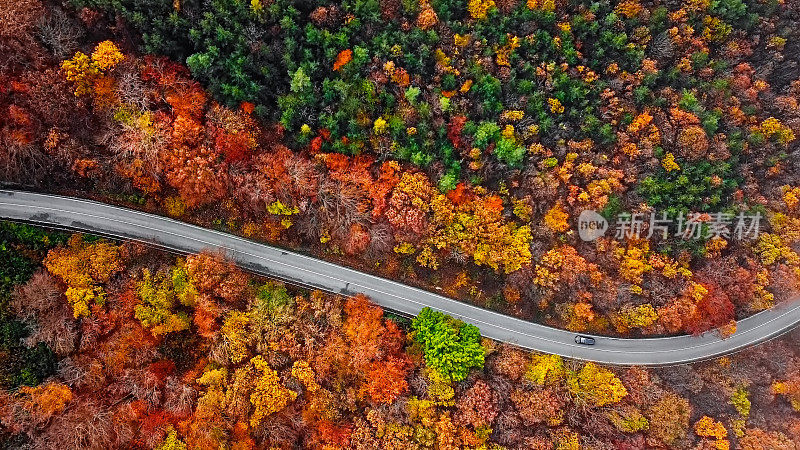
[{"left": 1, "top": 189, "right": 798, "bottom": 366}]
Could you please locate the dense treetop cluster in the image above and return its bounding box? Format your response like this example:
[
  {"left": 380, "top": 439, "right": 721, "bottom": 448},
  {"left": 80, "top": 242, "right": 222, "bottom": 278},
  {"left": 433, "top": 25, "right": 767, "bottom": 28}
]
[
  {"left": 1, "top": 0, "right": 800, "bottom": 447},
  {"left": 0, "top": 226, "right": 799, "bottom": 448},
  {"left": 1, "top": 0, "right": 799, "bottom": 335}
]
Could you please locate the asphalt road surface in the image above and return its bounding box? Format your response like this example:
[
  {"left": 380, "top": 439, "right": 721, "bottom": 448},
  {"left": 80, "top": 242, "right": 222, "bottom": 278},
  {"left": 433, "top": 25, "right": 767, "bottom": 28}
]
[{"left": 1, "top": 189, "right": 798, "bottom": 366}]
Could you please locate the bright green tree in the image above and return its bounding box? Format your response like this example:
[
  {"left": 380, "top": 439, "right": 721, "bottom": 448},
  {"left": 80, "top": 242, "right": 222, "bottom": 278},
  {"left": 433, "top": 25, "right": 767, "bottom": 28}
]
[{"left": 411, "top": 307, "right": 485, "bottom": 382}]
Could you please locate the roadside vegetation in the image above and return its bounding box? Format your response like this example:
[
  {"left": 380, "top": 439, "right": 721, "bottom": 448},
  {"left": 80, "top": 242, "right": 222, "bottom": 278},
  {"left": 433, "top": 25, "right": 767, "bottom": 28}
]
[{"left": 1, "top": 226, "right": 799, "bottom": 448}]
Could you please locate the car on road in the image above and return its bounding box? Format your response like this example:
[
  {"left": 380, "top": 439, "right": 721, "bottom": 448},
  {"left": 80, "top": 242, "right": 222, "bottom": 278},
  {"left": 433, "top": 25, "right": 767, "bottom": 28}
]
[{"left": 575, "top": 335, "right": 595, "bottom": 345}]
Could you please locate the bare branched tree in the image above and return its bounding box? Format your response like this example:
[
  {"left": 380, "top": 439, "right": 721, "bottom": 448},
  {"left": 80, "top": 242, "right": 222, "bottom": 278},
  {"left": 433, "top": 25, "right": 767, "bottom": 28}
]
[
  {"left": 10, "top": 270, "right": 77, "bottom": 355},
  {"left": 0, "top": 135, "right": 46, "bottom": 185},
  {"left": 36, "top": 7, "right": 83, "bottom": 60},
  {"left": 33, "top": 400, "right": 123, "bottom": 450},
  {"left": 162, "top": 376, "right": 197, "bottom": 418}
]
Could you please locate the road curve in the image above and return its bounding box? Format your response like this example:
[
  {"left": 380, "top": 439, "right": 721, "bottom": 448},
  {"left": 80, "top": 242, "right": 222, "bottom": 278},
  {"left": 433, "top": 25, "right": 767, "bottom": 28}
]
[{"left": 1, "top": 189, "right": 798, "bottom": 366}]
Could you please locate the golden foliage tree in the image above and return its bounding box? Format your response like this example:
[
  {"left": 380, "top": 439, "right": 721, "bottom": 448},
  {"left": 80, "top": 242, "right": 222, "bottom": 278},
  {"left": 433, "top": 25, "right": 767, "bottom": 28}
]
[
  {"left": 134, "top": 266, "right": 195, "bottom": 336},
  {"left": 220, "top": 311, "right": 251, "bottom": 364},
  {"left": 249, "top": 355, "right": 298, "bottom": 427},
  {"left": 43, "top": 234, "right": 123, "bottom": 318},
  {"left": 566, "top": 362, "right": 628, "bottom": 407},
  {"left": 525, "top": 353, "right": 565, "bottom": 385},
  {"left": 543, "top": 202, "right": 570, "bottom": 233},
  {"left": 61, "top": 40, "right": 123, "bottom": 96},
  {"left": 694, "top": 416, "right": 728, "bottom": 449}
]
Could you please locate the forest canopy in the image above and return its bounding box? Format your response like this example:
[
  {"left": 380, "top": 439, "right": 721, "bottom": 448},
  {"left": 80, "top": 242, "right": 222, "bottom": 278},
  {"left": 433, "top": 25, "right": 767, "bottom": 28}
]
[
  {"left": 1, "top": 0, "right": 799, "bottom": 381},
  {"left": 0, "top": 225, "right": 798, "bottom": 448}
]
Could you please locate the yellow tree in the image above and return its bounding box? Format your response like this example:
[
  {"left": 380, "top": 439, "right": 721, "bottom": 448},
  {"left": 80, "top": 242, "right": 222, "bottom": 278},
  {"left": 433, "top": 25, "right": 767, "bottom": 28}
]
[
  {"left": 387, "top": 174, "right": 532, "bottom": 273},
  {"left": 135, "top": 267, "right": 194, "bottom": 336},
  {"left": 428, "top": 192, "right": 532, "bottom": 273},
  {"left": 525, "top": 353, "right": 565, "bottom": 385},
  {"left": 552, "top": 429, "right": 580, "bottom": 450},
  {"left": 771, "top": 377, "right": 800, "bottom": 411},
  {"left": 61, "top": 40, "right": 123, "bottom": 96},
  {"left": 195, "top": 368, "right": 229, "bottom": 421},
  {"left": 249, "top": 355, "right": 298, "bottom": 427},
  {"left": 43, "top": 234, "right": 123, "bottom": 317},
  {"left": 186, "top": 367, "right": 229, "bottom": 448},
  {"left": 567, "top": 362, "right": 628, "bottom": 407},
  {"left": 291, "top": 360, "right": 320, "bottom": 394},
  {"left": 155, "top": 427, "right": 187, "bottom": 450},
  {"left": 543, "top": 202, "right": 570, "bottom": 233},
  {"left": 614, "top": 240, "right": 653, "bottom": 287},
  {"left": 614, "top": 303, "right": 659, "bottom": 333},
  {"left": 220, "top": 311, "right": 251, "bottom": 364}
]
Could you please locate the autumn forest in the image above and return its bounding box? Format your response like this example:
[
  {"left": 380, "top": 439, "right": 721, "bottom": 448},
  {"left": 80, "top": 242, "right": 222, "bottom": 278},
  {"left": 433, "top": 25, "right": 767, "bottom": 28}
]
[{"left": 0, "top": 0, "right": 799, "bottom": 447}]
